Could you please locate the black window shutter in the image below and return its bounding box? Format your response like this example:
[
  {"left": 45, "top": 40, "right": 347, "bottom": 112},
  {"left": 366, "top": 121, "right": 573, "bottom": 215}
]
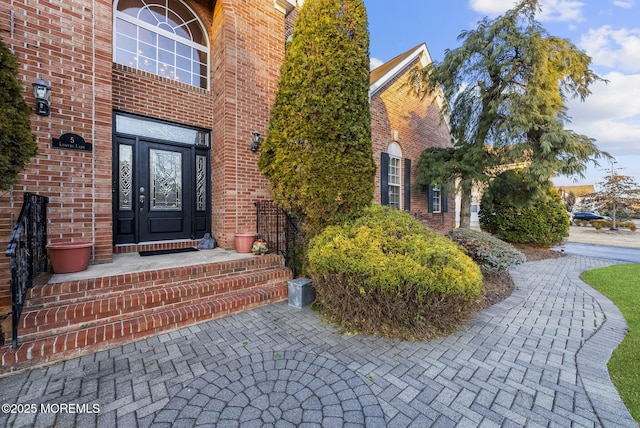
[
  {"left": 427, "top": 185, "right": 434, "bottom": 213},
  {"left": 443, "top": 189, "right": 448, "bottom": 213},
  {"left": 404, "top": 158, "right": 411, "bottom": 212},
  {"left": 380, "top": 152, "right": 389, "bottom": 206}
]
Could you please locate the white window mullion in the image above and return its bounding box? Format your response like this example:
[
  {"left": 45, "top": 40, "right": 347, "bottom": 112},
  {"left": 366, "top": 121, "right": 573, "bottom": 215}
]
[
  {"left": 387, "top": 142, "right": 403, "bottom": 210},
  {"left": 114, "top": 0, "right": 209, "bottom": 89}
]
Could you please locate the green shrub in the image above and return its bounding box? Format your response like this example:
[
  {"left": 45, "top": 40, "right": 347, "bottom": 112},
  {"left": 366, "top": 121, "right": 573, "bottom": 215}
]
[
  {"left": 0, "top": 34, "right": 38, "bottom": 191},
  {"left": 448, "top": 228, "right": 526, "bottom": 271},
  {"left": 590, "top": 220, "right": 637, "bottom": 231},
  {"left": 591, "top": 219, "right": 609, "bottom": 230},
  {"left": 258, "top": 0, "right": 375, "bottom": 234},
  {"left": 307, "top": 205, "right": 483, "bottom": 339},
  {"left": 479, "top": 171, "right": 569, "bottom": 247}
]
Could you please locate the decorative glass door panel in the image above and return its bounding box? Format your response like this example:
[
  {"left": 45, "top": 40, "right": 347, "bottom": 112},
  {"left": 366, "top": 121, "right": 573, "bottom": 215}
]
[
  {"left": 138, "top": 143, "right": 191, "bottom": 242},
  {"left": 150, "top": 149, "right": 182, "bottom": 211},
  {"left": 119, "top": 144, "right": 133, "bottom": 211}
]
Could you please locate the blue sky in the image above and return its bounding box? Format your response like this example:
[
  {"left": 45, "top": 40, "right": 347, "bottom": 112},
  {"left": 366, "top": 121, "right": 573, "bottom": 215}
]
[{"left": 365, "top": 0, "right": 640, "bottom": 188}]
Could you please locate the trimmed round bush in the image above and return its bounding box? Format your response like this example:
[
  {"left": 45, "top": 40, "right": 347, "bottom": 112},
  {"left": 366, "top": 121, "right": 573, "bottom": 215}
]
[
  {"left": 591, "top": 219, "right": 608, "bottom": 230},
  {"left": 592, "top": 220, "right": 637, "bottom": 231},
  {"left": 307, "top": 205, "right": 483, "bottom": 339},
  {"left": 479, "top": 171, "right": 569, "bottom": 247},
  {"left": 448, "top": 228, "right": 526, "bottom": 271}
]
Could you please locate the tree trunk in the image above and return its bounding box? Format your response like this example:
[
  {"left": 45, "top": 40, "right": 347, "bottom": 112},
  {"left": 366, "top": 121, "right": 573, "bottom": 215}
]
[
  {"left": 611, "top": 201, "right": 617, "bottom": 230},
  {"left": 459, "top": 180, "right": 473, "bottom": 229}
]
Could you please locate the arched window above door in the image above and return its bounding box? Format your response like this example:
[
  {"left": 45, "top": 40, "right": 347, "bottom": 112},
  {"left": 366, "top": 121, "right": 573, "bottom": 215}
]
[{"left": 114, "top": 0, "right": 209, "bottom": 89}]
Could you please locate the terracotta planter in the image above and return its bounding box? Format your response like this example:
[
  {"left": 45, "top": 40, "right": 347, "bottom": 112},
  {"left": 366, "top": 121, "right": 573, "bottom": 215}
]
[
  {"left": 47, "top": 241, "right": 93, "bottom": 274},
  {"left": 234, "top": 233, "right": 256, "bottom": 253}
]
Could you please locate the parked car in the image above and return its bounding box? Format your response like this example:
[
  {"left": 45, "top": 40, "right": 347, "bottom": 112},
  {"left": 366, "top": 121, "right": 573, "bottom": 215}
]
[{"left": 572, "top": 212, "right": 611, "bottom": 221}]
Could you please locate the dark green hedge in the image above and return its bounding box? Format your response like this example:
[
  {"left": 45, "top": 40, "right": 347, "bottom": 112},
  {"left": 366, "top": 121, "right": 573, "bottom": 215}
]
[
  {"left": 479, "top": 171, "right": 569, "bottom": 247},
  {"left": 258, "top": 0, "right": 375, "bottom": 234}
]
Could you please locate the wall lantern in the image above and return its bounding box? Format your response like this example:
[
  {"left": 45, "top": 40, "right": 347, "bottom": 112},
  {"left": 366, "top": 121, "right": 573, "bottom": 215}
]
[
  {"left": 32, "top": 78, "right": 51, "bottom": 116},
  {"left": 250, "top": 129, "right": 261, "bottom": 152}
]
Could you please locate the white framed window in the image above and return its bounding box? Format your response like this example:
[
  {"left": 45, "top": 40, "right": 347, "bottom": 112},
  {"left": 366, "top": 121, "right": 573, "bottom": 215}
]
[
  {"left": 388, "top": 142, "right": 402, "bottom": 210},
  {"left": 432, "top": 185, "right": 442, "bottom": 213},
  {"left": 114, "top": 0, "right": 209, "bottom": 89}
]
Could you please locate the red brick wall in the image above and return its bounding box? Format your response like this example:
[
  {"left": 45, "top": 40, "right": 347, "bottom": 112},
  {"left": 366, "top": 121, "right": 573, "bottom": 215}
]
[
  {"left": 0, "top": 0, "right": 113, "bottom": 314},
  {"left": 210, "top": 1, "right": 287, "bottom": 248},
  {"left": 370, "top": 57, "right": 456, "bottom": 234}
]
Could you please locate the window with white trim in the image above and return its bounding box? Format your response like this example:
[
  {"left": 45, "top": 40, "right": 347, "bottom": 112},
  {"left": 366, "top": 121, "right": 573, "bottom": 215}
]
[
  {"left": 432, "top": 185, "right": 442, "bottom": 213},
  {"left": 114, "top": 0, "right": 209, "bottom": 89},
  {"left": 388, "top": 142, "right": 402, "bottom": 210}
]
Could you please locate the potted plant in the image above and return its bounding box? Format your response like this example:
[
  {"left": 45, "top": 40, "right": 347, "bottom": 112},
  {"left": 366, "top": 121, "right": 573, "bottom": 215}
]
[
  {"left": 46, "top": 241, "right": 93, "bottom": 274},
  {"left": 234, "top": 232, "right": 256, "bottom": 253},
  {"left": 251, "top": 239, "right": 268, "bottom": 256}
]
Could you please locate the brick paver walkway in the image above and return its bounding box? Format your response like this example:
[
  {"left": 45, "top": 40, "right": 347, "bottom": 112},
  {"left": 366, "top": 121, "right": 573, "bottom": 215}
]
[{"left": 0, "top": 256, "right": 636, "bottom": 427}]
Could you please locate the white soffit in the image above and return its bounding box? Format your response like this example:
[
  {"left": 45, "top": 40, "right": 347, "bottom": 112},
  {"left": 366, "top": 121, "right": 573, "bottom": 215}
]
[
  {"left": 369, "top": 44, "right": 433, "bottom": 97},
  {"left": 275, "top": 0, "right": 297, "bottom": 14}
]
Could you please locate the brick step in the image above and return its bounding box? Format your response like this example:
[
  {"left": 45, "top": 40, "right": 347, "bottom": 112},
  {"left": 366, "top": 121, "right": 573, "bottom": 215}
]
[
  {"left": 0, "top": 282, "right": 288, "bottom": 373},
  {"left": 26, "top": 260, "right": 283, "bottom": 310},
  {"left": 17, "top": 266, "right": 291, "bottom": 337},
  {"left": 27, "top": 254, "right": 284, "bottom": 307}
]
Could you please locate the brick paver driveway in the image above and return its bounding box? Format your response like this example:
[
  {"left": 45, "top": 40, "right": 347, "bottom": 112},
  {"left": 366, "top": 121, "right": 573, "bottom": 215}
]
[{"left": 0, "top": 256, "right": 636, "bottom": 427}]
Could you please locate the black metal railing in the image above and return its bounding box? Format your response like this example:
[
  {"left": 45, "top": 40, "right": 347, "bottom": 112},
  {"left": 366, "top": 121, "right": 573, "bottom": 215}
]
[
  {"left": 5, "top": 193, "right": 49, "bottom": 348},
  {"left": 255, "top": 201, "right": 305, "bottom": 277}
]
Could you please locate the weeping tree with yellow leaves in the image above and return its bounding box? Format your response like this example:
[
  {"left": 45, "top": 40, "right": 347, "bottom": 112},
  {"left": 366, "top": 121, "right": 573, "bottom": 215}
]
[{"left": 411, "top": 0, "right": 607, "bottom": 228}]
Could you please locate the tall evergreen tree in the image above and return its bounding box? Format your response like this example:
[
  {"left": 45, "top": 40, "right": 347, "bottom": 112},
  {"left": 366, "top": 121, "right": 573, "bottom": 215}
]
[
  {"left": 258, "top": 0, "right": 375, "bottom": 234},
  {"left": 0, "top": 33, "right": 37, "bottom": 191},
  {"left": 410, "top": 0, "right": 605, "bottom": 227}
]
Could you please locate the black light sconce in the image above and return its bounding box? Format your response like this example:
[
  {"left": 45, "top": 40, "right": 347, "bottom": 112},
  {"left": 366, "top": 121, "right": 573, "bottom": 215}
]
[
  {"left": 32, "top": 78, "right": 51, "bottom": 116},
  {"left": 250, "top": 129, "right": 261, "bottom": 152}
]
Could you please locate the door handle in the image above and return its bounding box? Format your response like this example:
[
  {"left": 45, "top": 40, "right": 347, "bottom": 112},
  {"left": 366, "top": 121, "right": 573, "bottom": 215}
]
[{"left": 139, "top": 195, "right": 145, "bottom": 211}]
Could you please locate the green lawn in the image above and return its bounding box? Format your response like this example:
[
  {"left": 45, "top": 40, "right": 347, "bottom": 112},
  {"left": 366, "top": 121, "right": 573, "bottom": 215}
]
[{"left": 582, "top": 264, "right": 640, "bottom": 423}]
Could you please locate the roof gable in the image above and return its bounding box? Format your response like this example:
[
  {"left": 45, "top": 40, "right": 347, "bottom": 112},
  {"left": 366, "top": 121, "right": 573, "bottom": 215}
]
[
  {"left": 370, "top": 43, "right": 448, "bottom": 128},
  {"left": 369, "top": 43, "right": 432, "bottom": 97}
]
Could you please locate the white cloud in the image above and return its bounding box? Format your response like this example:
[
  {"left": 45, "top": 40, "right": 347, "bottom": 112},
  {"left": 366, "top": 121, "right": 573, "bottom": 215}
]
[
  {"left": 566, "top": 72, "right": 640, "bottom": 157},
  {"left": 468, "top": 0, "right": 518, "bottom": 15},
  {"left": 557, "top": 72, "right": 640, "bottom": 183},
  {"left": 370, "top": 57, "right": 384, "bottom": 70},
  {"left": 538, "top": 0, "right": 585, "bottom": 21},
  {"left": 579, "top": 26, "right": 640, "bottom": 72},
  {"left": 613, "top": 0, "right": 635, "bottom": 8},
  {"left": 468, "top": 0, "right": 585, "bottom": 21}
]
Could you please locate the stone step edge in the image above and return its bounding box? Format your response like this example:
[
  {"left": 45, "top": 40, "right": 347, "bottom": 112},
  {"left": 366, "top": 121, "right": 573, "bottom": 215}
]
[
  {"left": 29, "top": 254, "right": 284, "bottom": 299},
  {"left": 26, "top": 261, "right": 286, "bottom": 308}
]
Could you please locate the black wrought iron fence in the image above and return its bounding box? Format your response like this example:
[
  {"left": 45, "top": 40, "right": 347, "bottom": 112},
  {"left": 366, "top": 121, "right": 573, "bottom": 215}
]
[
  {"left": 5, "top": 193, "right": 49, "bottom": 348},
  {"left": 255, "top": 201, "right": 305, "bottom": 276}
]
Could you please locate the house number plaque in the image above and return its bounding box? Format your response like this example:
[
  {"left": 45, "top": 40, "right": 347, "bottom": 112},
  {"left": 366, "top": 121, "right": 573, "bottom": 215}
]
[{"left": 52, "top": 133, "right": 92, "bottom": 152}]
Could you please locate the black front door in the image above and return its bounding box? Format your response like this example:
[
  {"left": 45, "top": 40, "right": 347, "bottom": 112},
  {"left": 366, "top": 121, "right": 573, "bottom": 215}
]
[
  {"left": 114, "top": 131, "right": 211, "bottom": 245},
  {"left": 138, "top": 141, "right": 192, "bottom": 242}
]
